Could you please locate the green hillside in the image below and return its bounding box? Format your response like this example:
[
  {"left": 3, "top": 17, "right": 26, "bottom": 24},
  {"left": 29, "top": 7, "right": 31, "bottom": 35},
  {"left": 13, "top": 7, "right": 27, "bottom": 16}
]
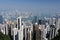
[{"left": 0, "top": 32, "right": 11, "bottom": 40}]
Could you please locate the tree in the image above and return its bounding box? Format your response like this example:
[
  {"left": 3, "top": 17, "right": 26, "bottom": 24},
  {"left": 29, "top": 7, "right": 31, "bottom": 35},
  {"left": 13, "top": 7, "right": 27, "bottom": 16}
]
[{"left": 0, "top": 32, "right": 11, "bottom": 40}]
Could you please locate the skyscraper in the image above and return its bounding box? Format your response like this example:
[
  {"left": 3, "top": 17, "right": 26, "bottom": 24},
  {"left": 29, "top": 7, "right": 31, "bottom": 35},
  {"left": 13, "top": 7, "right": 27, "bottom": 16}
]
[
  {"left": 32, "top": 16, "right": 38, "bottom": 24},
  {"left": 0, "top": 15, "right": 4, "bottom": 24},
  {"left": 17, "top": 17, "right": 22, "bottom": 30},
  {"left": 17, "top": 16, "right": 23, "bottom": 40}
]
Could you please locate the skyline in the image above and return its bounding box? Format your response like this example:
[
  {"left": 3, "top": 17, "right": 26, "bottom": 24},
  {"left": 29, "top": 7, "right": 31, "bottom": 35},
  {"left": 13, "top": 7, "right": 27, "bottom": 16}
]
[{"left": 0, "top": 1, "right": 60, "bottom": 40}]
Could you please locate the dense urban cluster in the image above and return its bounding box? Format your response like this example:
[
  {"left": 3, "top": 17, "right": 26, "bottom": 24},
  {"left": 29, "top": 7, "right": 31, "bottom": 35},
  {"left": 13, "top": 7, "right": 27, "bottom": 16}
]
[
  {"left": 52, "top": 29, "right": 60, "bottom": 40},
  {"left": 0, "top": 15, "right": 60, "bottom": 40}
]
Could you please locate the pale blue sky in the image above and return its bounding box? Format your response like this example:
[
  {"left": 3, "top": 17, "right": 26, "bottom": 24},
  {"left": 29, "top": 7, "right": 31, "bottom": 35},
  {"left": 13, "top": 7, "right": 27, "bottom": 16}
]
[{"left": 0, "top": 0, "right": 60, "bottom": 17}]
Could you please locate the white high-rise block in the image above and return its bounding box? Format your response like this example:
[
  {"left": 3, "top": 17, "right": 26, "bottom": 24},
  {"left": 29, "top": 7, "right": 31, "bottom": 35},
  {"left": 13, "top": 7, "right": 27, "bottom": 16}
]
[
  {"left": 43, "top": 28, "right": 47, "bottom": 39},
  {"left": 46, "top": 25, "right": 50, "bottom": 32},
  {"left": 5, "top": 24, "right": 8, "bottom": 35},
  {"left": 44, "top": 38, "right": 48, "bottom": 40},
  {"left": 17, "top": 16, "right": 24, "bottom": 40},
  {"left": 52, "top": 18, "right": 56, "bottom": 25},
  {"left": 30, "top": 30, "right": 31, "bottom": 40},
  {"left": 18, "top": 30, "right": 20, "bottom": 40},
  {"left": 1, "top": 24, "right": 5, "bottom": 34},
  {"left": 11, "top": 24, "right": 15, "bottom": 36},
  {"left": 13, "top": 30, "right": 15, "bottom": 40},
  {"left": 57, "top": 19, "right": 60, "bottom": 30},
  {"left": 18, "top": 30, "right": 23, "bottom": 40},
  {"left": 17, "top": 16, "right": 30, "bottom": 40},
  {"left": 12, "top": 28, "right": 18, "bottom": 40},
  {"left": 52, "top": 28, "right": 54, "bottom": 38},
  {"left": 55, "top": 18, "right": 60, "bottom": 36},
  {"left": 18, "top": 25, "right": 23, "bottom": 40}
]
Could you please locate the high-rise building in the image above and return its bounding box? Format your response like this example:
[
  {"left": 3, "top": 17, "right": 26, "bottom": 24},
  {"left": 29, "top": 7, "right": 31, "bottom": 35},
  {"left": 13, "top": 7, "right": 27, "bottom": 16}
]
[
  {"left": 12, "top": 28, "right": 18, "bottom": 40},
  {"left": 5, "top": 23, "right": 9, "bottom": 35},
  {"left": 17, "top": 16, "right": 23, "bottom": 40},
  {"left": 49, "top": 25, "right": 55, "bottom": 40},
  {"left": 11, "top": 22, "right": 15, "bottom": 36},
  {"left": 0, "top": 15, "right": 4, "bottom": 24},
  {"left": 1, "top": 24, "right": 5, "bottom": 34},
  {"left": 33, "top": 23, "right": 43, "bottom": 40},
  {"left": 32, "top": 16, "right": 38, "bottom": 24},
  {"left": 18, "top": 25, "right": 23, "bottom": 40},
  {"left": 38, "top": 20, "right": 45, "bottom": 25},
  {"left": 17, "top": 17, "right": 22, "bottom": 30},
  {"left": 55, "top": 17, "right": 60, "bottom": 35}
]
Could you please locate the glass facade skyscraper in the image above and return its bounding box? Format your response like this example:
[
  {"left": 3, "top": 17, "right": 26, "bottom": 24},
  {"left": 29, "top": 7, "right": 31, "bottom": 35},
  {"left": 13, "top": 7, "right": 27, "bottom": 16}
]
[{"left": 0, "top": 15, "right": 4, "bottom": 24}]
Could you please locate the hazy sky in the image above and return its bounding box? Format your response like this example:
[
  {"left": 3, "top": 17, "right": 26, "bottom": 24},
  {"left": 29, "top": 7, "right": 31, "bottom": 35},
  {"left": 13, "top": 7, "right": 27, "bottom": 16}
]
[{"left": 0, "top": 0, "right": 60, "bottom": 17}]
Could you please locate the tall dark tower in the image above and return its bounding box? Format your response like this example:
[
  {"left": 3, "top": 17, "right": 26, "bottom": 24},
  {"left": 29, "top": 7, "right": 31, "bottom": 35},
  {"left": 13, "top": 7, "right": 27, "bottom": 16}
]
[
  {"left": 0, "top": 15, "right": 4, "bottom": 24},
  {"left": 33, "top": 25, "right": 36, "bottom": 40},
  {"left": 32, "top": 16, "right": 38, "bottom": 24}
]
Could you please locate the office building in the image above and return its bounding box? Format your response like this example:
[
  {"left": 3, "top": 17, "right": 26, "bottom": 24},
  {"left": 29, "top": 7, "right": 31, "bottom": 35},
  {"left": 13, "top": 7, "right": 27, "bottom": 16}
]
[
  {"left": 33, "top": 23, "right": 44, "bottom": 40},
  {"left": 24, "top": 21, "right": 33, "bottom": 40},
  {"left": 17, "top": 17, "right": 22, "bottom": 30},
  {"left": 0, "top": 15, "right": 4, "bottom": 24},
  {"left": 1, "top": 24, "right": 5, "bottom": 34},
  {"left": 5, "top": 23, "right": 9, "bottom": 35},
  {"left": 32, "top": 16, "right": 38, "bottom": 24},
  {"left": 17, "top": 16, "right": 23, "bottom": 40},
  {"left": 18, "top": 25, "right": 23, "bottom": 40},
  {"left": 11, "top": 22, "right": 16, "bottom": 36},
  {"left": 12, "top": 28, "right": 18, "bottom": 40}
]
